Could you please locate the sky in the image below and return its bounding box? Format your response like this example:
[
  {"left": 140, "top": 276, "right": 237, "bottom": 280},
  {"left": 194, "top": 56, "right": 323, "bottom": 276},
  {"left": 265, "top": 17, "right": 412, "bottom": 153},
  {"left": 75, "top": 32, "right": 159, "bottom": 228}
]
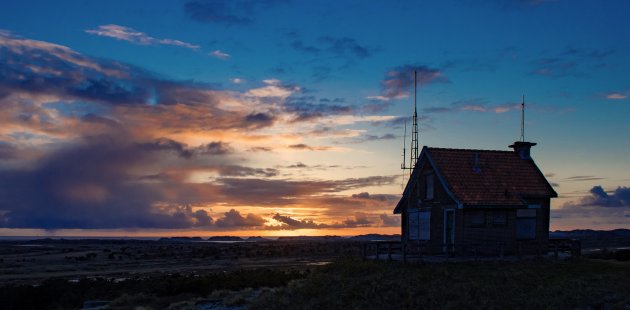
[{"left": 0, "top": 0, "right": 629, "bottom": 237}]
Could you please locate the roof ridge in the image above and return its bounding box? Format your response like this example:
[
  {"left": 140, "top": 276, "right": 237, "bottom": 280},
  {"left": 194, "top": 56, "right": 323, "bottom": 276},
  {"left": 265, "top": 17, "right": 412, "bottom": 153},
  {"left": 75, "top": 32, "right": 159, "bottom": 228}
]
[{"left": 427, "top": 146, "right": 513, "bottom": 153}]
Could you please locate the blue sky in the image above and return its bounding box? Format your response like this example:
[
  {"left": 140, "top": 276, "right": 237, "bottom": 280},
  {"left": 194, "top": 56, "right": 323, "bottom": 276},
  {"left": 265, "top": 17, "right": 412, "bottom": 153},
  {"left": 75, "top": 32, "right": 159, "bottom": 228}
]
[{"left": 0, "top": 0, "right": 628, "bottom": 236}]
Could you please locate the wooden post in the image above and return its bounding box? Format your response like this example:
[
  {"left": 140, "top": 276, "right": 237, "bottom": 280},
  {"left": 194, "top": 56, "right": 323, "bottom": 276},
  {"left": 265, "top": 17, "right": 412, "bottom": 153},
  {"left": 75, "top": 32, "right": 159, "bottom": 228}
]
[
  {"left": 362, "top": 243, "right": 367, "bottom": 260},
  {"left": 403, "top": 243, "right": 407, "bottom": 263}
]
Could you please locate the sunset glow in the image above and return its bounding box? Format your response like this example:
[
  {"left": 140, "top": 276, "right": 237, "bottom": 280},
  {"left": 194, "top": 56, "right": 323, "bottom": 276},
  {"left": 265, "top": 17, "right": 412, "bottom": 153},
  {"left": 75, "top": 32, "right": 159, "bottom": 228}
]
[{"left": 1, "top": 0, "right": 629, "bottom": 237}]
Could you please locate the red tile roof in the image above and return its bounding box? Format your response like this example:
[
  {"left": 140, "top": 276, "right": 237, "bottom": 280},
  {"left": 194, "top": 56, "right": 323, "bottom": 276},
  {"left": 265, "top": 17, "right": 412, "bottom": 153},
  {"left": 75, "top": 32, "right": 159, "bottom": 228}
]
[{"left": 427, "top": 147, "right": 557, "bottom": 206}]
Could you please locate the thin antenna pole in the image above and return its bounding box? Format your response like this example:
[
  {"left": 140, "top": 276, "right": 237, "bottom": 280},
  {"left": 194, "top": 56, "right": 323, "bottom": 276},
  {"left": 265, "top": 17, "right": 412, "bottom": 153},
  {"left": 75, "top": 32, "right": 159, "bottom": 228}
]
[
  {"left": 401, "top": 120, "right": 407, "bottom": 188},
  {"left": 520, "top": 95, "right": 525, "bottom": 142}
]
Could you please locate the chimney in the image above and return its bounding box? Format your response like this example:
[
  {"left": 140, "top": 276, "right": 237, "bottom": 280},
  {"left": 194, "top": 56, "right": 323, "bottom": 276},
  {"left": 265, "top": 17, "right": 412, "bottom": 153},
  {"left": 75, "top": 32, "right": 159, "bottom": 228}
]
[{"left": 509, "top": 141, "right": 537, "bottom": 160}]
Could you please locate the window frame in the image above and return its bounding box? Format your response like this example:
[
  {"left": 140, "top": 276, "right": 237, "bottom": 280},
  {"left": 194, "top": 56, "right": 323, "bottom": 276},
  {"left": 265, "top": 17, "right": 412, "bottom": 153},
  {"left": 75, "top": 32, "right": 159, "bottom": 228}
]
[
  {"left": 468, "top": 210, "right": 486, "bottom": 228},
  {"left": 492, "top": 210, "right": 508, "bottom": 227},
  {"left": 516, "top": 209, "right": 537, "bottom": 240}
]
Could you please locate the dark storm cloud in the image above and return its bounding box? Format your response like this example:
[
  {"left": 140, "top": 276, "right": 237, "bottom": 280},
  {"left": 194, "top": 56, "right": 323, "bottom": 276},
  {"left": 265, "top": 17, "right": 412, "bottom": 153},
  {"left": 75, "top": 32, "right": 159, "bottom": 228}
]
[
  {"left": 0, "top": 136, "right": 218, "bottom": 229},
  {"left": 380, "top": 65, "right": 449, "bottom": 99},
  {"left": 184, "top": 0, "right": 287, "bottom": 25},
  {"left": 0, "top": 142, "right": 17, "bottom": 159}
]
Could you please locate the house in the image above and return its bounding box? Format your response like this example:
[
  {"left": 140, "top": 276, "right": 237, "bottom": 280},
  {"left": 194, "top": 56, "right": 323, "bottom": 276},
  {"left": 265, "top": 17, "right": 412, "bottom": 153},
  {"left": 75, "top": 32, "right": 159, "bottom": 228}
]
[{"left": 393, "top": 141, "right": 557, "bottom": 255}]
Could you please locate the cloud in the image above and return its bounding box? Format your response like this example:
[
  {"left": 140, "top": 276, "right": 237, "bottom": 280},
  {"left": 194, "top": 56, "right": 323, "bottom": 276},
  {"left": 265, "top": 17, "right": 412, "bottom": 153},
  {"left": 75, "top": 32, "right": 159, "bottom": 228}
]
[
  {"left": 605, "top": 93, "right": 627, "bottom": 100},
  {"left": 230, "top": 78, "right": 245, "bottom": 84},
  {"left": 184, "top": 0, "right": 287, "bottom": 25},
  {"left": 86, "top": 24, "right": 199, "bottom": 50},
  {"left": 0, "top": 31, "right": 402, "bottom": 231},
  {"left": 215, "top": 209, "right": 267, "bottom": 227},
  {"left": 216, "top": 165, "right": 278, "bottom": 177},
  {"left": 198, "top": 141, "right": 234, "bottom": 155},
  {"left": 378, "top": 65, "right": 449, "bottom": 100},
  {"left": 0, "top": 142, "right": 17, "bottom": 159},
  {"left": 248, "top": 146, "right": 273, "bottom": 152},
  {"left": 286, "top": 32, "right": 320, "bottom": 54},
  {"left": 271, "top": 212, "right": 374, "bottom": 230},
  {"left": 351, "top": 192, "right": 398, "bottom": 202},
  {"left": 379, "top": 214, "right": 401, "bottom": 227},
  {"left": 334, "top": 133, "right": 397, "bottom": 144},
  {"left": 553, "top": 186, "right": 630, "bottom": 227},
  {"left": 0, "top": 135, "right": 227, "bottom": 229},
  {"left": 319, "top": 36, "right": 372, "bottom": 59},
  {"left": 531, "top": 47, "right": 613, "bottom": 78},
  {"left": 246, "top": 79, "right": 300, "bottom": 98},
  {"left": 603, "top": 90, "right": 628, "bottom": 100},
  {"left": 288, "top": 144, "right": 332, "bottom": 151},
  {"left": 422, "top": 99, "right": 521, "bottom": 114},
  {"left": 284, "top": 95, "right": 353, "bottom": 122},
  {"left": 286, "top": 33, "right": 373, "bottom": 60},
  {"left": 211, "top": 50, "right": 231, "bottom": 60},
  {"left": 272, "top": 213, "right": 327, "bottom": 229},
  {"left": 563, "top": 175, "right": 606, "bottom": 182}
]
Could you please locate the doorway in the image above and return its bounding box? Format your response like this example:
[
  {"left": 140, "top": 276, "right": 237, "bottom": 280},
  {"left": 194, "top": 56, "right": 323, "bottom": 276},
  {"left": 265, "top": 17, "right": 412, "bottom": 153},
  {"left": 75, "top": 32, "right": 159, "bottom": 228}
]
[{"left": 444, "top": 209, "right": 455, "bottom": 253}]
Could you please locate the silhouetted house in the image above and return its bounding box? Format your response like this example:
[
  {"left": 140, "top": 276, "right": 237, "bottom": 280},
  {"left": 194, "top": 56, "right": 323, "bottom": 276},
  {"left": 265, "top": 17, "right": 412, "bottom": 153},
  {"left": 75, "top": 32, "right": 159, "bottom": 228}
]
[{"left": 394, "top": 141, "right": 557, "bottom": 255}]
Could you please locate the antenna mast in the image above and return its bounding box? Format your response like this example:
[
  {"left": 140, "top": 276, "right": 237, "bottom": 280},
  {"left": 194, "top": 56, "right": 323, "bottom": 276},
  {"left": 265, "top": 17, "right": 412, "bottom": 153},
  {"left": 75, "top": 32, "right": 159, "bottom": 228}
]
[
  {"left": 401, "top": 120, "right": 407, "bottom": 188},
  {"left": 520, "top": 95, "right": 525, "bottom": 142},
  {"left": 400, "top": 71, "right": 420, "bottom": 177},
  {"left": 410, "top": 70, "right": 419, "bottom": 168}
]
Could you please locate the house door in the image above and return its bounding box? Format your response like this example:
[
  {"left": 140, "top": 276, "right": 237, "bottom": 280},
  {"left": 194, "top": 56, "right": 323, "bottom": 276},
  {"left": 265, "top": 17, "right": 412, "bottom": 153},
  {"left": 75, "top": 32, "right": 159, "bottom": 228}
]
[{"left": 444, "top": 210, "right": 455, "bottom": 253}]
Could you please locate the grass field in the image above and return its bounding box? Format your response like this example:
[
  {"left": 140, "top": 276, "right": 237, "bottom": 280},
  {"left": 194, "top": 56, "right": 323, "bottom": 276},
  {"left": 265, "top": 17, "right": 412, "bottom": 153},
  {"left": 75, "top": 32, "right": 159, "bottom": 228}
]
[{"left": 251, "top": 258, "right": 630, "bottom": 309}]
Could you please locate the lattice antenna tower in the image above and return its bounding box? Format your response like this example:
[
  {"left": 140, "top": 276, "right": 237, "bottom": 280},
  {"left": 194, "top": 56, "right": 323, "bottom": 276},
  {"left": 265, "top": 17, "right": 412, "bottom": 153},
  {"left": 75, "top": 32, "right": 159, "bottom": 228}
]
[
  {"left": 401, "top": 71, "right": 420, "bottom": 176},
  {"left": 410, "top": 70, "right": 419, "bottom": 168}
]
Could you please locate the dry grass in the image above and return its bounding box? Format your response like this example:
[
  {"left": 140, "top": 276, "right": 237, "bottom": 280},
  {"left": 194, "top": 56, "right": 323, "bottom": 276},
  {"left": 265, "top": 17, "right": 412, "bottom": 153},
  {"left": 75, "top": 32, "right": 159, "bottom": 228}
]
[{"left": 251, "top": 258, "right": 630, "bottom": 309}]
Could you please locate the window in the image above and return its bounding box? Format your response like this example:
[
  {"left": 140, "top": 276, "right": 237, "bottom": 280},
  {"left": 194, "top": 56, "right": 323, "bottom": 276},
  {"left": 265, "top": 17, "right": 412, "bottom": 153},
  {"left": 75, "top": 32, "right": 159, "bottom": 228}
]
[
  {"left": 426, "top": 174, "right": 434, "bottom": 200},
  {"left": 469, "top": 210, "right": 485, "bottom": 227},
  {"left": 408, "top": 209, "right": 431, "bottom": 240},
  {"left": 516, "top": 209, "right": 537, "bottom": 239},
  {"left": 492, "top": 210, "right": 507, "bottom": 226}
]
